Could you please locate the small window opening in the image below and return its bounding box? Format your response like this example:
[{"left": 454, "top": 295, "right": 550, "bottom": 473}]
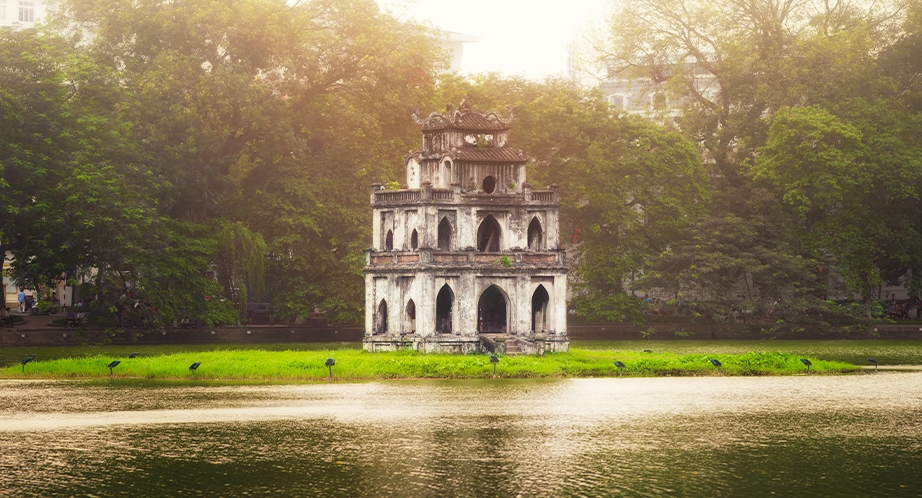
[
  {"left": 411, "top": 229, "right": 418, "bottom": 250},
  {"left": 385, "top": 230, "right": 394, "bottom": 251},
  {"left": 482, "top": 176, "right": 496, "bottom": 194}
]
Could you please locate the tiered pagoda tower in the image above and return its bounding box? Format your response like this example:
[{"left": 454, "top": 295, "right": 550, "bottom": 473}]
[{"left": 363, "top": 100, "right": 568, "bottom": 354}]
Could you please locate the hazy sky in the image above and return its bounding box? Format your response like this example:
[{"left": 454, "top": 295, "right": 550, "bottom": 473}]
[{"left": 377, "top": 0, "right": 610, "bottom": 79}]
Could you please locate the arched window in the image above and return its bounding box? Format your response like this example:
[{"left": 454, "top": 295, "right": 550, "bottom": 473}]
[
  {"left": 478, "top": 285, "right": 507, "bottom": 333},
  {"left": 385, "top": 230, "right": 394, "bottom": 252},
  {"left": 436, "top": 284, "right": 454, "bottom": 334},
  {"left": 477, "top": 215, "right": 501, "bottom": 252},
  {"left": 405, "top": 299, "right": 416, "bottom": 333},
  {"left": 376, "top": 299, "right": 388, "bottom": 334},
  {"left": 528, "top": 218, "right": 543, "bottom": 251},
  {"left": 438, "top": 218, "right": 452, "bottom": 251},
  {"left": 531, "top": 285, "right": 550, "bottom": 333},
  {"left": 410, "top": 229, "right": 419, "bottom": 250}
]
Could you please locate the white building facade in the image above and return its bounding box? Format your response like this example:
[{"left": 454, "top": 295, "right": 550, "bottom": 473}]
[
  {"left": 363, "top": 101, "right": 569, "bottom": 354},
  {"left": 0, "top": 0, "right": 45, "bottom": 27}
]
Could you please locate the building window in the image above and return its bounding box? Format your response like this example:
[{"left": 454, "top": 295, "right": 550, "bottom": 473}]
[
  {"left": 1, "top": 1, "right": 7, "bottom": 21},
  {"left": 527, "top": 217, "right": 543, "bottom": 251},
  {"left": 19, "top": 0, "right": 34, "bottom": 22},
  {"left": 482, "top": 175, "right": 496, "bottom": 194},
  {"left": 437, "top": 218, "right": 452, "bottom": 251},
  {"left": 477, "top": 215, "right": 501, "bottom": 252},
  {"left": 385, "top": 230, "right": 394, "bottom": 252},
  {"left": 375, "top": 300, "right": 388, "bottom": 334}
]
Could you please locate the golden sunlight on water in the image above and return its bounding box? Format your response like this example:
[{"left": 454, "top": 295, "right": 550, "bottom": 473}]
[{"left": 1, "top": 374, "right": 921, "bottom": 496}]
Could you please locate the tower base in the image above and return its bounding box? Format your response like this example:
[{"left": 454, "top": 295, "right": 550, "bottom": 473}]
[{"left": 363, "top": 333, "right": 569, "bottom": 355}]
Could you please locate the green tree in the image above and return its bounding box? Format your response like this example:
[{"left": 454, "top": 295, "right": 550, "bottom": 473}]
[
  {"left": 214, "top": 220, "right": 266, "bottom": 324},
  {"left": 49, "top": 0, "right": 445, "bottom": 324},
  {"left": 592, "top": 0, "right": 922, "bottom": 320},
  {"left": 419, "top": 77, "right": 709, "bottom": 321}
]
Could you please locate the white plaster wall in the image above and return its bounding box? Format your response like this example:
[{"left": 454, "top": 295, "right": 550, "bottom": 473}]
[
  {"left": 546, "top": 209, "right": 560, "bottom": 250},
  {"left": 403, "top": 210, "right": 419, "bottom": 251},
  {"left": 364, "top": 274, "right": 375, "bottom": 335},
  {"left": 406, "top": 158, "right": 420, "bottom": 189},
  {"left": 458, "top": 273, "right": 477, "bottom": 335},
  {"left": 457, "top": 206, "right": 475, "bottom": 250},
  {"left": 553, "top": 274, "right": 568, "bottom": 332},
  {"left": 372, "top": 209, "right": 381, "bottom": 251},
  {"left": 512, "top": 275, "right": 530, "bottom": 333}
]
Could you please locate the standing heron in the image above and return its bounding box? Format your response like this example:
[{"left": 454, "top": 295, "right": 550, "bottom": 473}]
[
  {"left": 21, "top": 355, "right": 35, "bottom": 373},
  {"left": 800, "top": 358, "right": 812, "bottom": 374},
  {"left": 709, "top": 358, "right": 722, "bottom": 373}
]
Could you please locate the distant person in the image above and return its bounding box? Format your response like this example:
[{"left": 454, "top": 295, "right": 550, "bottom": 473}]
[{"left": 17, "top": 289, "right": 26, "bottom": 313}]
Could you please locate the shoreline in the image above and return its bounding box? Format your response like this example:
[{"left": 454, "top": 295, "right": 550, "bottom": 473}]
[{"left": 0, "top": 348, "right": 859, "bottom": 381}]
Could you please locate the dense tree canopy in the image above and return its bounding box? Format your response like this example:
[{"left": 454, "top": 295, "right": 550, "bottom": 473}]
[
  {"left": 589, "top": 0, "right": 922, "bottom": 323},
  {"left": 3, "top": 0, "right": 921, "bottom": 330},
  {"left": 2, "top": 0, "right": 443, "bottom": 326}
]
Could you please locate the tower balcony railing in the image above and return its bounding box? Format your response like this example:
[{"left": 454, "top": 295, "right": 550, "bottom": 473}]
[
  {"left": 374, "top": 189, "right": 421, "bottom": 203},
  {"left": 365, "top": 249, "right": 566, "bottom": 267},
  {"left": 370, "top": 183, "right": 559, "bottom": 206}
]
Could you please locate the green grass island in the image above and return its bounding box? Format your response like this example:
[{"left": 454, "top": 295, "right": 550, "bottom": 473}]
[{"left": 1, "top": 348, "right": 858, "bottom": 381}]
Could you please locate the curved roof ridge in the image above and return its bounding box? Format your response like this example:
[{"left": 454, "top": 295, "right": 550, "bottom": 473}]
[{"left": 412, "top": 99, "right": 514, "bottom": 132}]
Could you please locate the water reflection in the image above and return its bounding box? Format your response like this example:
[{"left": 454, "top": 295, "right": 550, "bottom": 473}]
[{"left": 1, "top": 375, "right": 921, "bottom": 496}]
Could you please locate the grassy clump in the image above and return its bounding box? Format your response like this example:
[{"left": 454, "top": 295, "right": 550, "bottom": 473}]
[{"left": 0, "top": 348, "right": 857, "bottom": 381}]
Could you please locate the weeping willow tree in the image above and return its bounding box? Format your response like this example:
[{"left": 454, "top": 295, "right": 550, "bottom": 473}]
[{"left": 214, "top": 221, "right": 267, "bottom": 324}]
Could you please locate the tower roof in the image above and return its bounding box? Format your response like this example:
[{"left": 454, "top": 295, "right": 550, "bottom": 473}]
[{"left": 412, "top": 99, "right": 513, "bottom": 132}]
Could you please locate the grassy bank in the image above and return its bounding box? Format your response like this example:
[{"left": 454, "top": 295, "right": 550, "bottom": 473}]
[
  {"left": 0, "top": 348, "right": 857, "bottom": 381},
  {"left": 572, "top": 339, "right": 922, "bottom": 365}
]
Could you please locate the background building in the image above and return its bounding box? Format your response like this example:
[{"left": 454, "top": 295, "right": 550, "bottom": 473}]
[{"left": 0, "top": 0, "right": 45, "bottom": 27}]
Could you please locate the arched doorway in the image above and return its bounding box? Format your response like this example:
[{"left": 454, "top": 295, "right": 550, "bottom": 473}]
[
  {"left": 478, "top": 285, "right": 507, "bottom": 333},
  {"left": 410, "top": 229, "right": 419, "bottom": 250},
  {"left": 385, "top": 230, "right": 394, "bottom": 251},
  {"left": 436, "top": 284, "right": 454, "bottom": 333},
  {"left": 375, "top": 299, "right": 388, "bottom": 334},
  {"left": 405, "top": 299, "right": 416, "bottom": 333},
  {"left": 531, "top": 285, "right": 549, "bottom": 333},
  {"left": 477, "top": 215, "right": 501, "bottom": 252},
  {"left": 438, "top": 218, "right": 452, "bottom": 251},
  {"left": 528, "top": 218, "right": 543, "bottom": 251}
]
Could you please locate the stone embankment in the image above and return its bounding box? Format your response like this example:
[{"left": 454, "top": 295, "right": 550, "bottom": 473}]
[{"left": 2, "top": 314, "right": 921, "bottom": 346}]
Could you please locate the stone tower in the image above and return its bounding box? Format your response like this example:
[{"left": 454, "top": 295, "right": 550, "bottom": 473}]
[{"left": 363, "top": 101, "right": 568, "bottom": 354}]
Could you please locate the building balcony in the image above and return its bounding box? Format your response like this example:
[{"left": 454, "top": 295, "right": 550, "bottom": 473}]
[
  {"left": 365, "top": 248, "right": 567, "bottom": 269},
  {"left": 370, "top": 182, "right": 559, "bottom": 207}
]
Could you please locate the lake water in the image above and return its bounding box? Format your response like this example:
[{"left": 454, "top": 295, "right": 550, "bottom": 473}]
[{"left": 2, "top": 373, "right": 921, "bottom": 497}]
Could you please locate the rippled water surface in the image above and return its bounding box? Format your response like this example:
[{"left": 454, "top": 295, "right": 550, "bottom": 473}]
[{"left": 2, "top": 374, "right": 922, "bottom": 497}]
